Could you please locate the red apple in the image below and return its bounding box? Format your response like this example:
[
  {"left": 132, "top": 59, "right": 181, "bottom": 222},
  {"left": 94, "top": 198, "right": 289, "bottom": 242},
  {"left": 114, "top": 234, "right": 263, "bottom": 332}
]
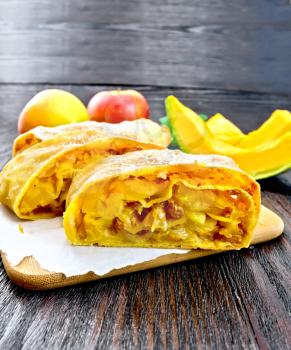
[{"left": 87, "top": 90, "right": 150, "bottom": 123}]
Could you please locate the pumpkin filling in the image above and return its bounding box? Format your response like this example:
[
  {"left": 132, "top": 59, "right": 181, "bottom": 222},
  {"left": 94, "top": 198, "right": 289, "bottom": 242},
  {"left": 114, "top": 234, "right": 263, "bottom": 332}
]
[
  {"left": 72, "top": 173, "right": 253, "bottom": 249},
  {"left": 19, "top": 159, "right": 75, "bottom": 217},
  {"left": 18, "top": 145, "right": 145, "bottom": 218}
]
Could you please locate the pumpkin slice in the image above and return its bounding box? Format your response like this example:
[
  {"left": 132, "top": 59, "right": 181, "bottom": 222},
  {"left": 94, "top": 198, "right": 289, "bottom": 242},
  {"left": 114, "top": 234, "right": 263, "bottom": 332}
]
[
  {"left": 166, "top": 96, "right": 291, "bottom": 179},
  {"left": 206, "top": 113, "right": 245, "bottom": 145}
]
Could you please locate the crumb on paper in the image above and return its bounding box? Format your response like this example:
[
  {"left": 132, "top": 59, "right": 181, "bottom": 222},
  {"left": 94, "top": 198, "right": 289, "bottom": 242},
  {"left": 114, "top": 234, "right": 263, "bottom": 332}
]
[{"left": 18, "top": 224, "right": 24, "bottom": 234}]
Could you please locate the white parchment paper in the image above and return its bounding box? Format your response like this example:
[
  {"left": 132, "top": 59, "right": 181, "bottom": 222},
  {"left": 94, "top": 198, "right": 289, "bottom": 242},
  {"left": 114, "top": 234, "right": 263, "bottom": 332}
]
[{"left": 0, "top": 205, "right": 189, "bottom": 277}]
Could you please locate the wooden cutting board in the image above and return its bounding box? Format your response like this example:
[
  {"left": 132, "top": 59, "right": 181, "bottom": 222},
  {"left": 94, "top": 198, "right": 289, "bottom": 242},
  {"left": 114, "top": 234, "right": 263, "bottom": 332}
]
[{"left": 1, "top": 205, "right": 284, "bottom": 290}]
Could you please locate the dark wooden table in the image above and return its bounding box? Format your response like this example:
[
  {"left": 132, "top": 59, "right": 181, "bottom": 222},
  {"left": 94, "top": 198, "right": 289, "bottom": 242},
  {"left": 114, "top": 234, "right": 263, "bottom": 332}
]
[{"left": 0, "top": 1, "right": 291, "bottom": 349}]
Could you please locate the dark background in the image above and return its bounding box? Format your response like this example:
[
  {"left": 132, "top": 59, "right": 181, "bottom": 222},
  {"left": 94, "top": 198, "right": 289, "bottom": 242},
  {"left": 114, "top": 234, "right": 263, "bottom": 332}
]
[{"left": 0, "top": 1, "right": 290, "bottom": 349}]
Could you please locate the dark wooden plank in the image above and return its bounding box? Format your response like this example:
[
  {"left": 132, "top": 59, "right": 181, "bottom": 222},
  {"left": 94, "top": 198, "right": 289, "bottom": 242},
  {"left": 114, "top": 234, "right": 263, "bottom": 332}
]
[
  {"left": 0, "top": 84, "right": 290, "bottom": 349},
  {"left": 0, "top": 0, "right": 291, "bottom": 93}
]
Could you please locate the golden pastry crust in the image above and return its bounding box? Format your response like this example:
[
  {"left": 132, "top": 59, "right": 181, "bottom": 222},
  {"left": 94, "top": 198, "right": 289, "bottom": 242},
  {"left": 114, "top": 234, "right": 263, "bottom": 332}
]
[
  {"left": 13, "top": 119, "right": 171, "bottom": 156},
  {"left": 1, "top": 130, "right": 162, "bottom": 220}
]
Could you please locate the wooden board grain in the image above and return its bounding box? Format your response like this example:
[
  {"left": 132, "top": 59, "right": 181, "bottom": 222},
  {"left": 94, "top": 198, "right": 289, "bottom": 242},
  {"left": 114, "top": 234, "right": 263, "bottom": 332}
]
[{"left": 1, "top": 206, "right": 284, "bottom": 291}]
